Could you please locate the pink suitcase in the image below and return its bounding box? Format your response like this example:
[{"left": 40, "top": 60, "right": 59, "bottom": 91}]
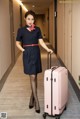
[{"left": 43, "top": 54, "right": 68, "bottom": 119}]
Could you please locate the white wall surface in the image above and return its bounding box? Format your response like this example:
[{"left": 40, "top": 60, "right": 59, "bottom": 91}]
[
  {"left": 72, "top": 1, "right": 80, "bottom": 89},
  {"left": 64, "top": 3, "right": 72, "bottom": 72},
  {"left": 57, "top": 0, "right": 80, "bottom": 89}
]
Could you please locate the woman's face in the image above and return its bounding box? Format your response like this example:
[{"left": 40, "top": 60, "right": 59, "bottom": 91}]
[{"left": 25, "top": 14, "right": 34, "bottom": 26}]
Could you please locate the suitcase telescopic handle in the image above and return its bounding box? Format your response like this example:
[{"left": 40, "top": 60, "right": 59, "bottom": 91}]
[
  {"left": 47, "top": 52, "right": 51, "bottom": 69},
  {"left": 47, "top": 52, "right": 59, "bottom": 69}
]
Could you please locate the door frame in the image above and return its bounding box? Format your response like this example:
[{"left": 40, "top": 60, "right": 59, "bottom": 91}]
[
  {"left": 9, "top": 0, "right": 15, "bottom": 65},
  {"left": 54, "top": 0, "right": 57, "bottom": 54}
]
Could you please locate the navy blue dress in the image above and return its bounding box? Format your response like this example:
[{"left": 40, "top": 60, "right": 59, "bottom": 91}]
[{"left": 16, "top": 25, "right": 43, "bottom": 75}]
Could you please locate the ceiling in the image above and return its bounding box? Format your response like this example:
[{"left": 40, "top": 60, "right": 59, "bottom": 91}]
[{"left": 21, "top": 0, "right": 53, "bottom": 14}]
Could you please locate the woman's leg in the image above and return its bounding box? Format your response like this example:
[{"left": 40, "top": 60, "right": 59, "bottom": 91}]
[
  {"left": 29, "top": 75, "right": 37, "bottom": 107},
  {"left": 29, "top": 91, "right": 34, "bottom": 108},
  {"left": 29, "top": 74, "right": 40, "bottom": 113}
]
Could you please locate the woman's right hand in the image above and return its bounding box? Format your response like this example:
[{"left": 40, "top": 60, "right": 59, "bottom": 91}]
[
  {"left": 22, "top": 49, "right": 25, "bottom": 52},
  {"left": 47, "top": 48, "right": 53, "bottom": 54}
]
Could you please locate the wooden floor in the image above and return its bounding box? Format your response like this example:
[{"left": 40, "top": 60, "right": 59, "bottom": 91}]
[{"left": 0, "top": 43, "right": 80, "bottom": 119}]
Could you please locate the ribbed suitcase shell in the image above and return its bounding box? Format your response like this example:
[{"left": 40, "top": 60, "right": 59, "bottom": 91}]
[{"left": 44, "top": 66, "right": 68, "bottom": 116}]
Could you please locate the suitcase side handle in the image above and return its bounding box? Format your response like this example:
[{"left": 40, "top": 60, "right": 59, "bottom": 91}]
[
  {"left": 51, "top": 66, "right": 58, "bottom": 70},
  {"left": 47, "top": 52, "right": 59, "bottom": 69}
]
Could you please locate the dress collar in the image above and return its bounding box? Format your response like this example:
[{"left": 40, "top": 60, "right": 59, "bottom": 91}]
[
  {"left": 25, "top": 24, "right": 35, "bottom": 31},
  {"left": 26, "top": 24, "right": 30, "bottom": 28}
]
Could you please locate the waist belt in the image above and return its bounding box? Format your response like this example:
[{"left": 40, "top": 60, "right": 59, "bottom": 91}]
[{"left": 23, "top": 44, "right": 39, "bottom": 47}]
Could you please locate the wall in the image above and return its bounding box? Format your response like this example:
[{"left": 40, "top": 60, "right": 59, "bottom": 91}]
[
  {"left": 0, "top": 0, "right": 11, "bottom": 80},
  {"left": 57, "top": 0, "right": 72, "bottom": 72},
  {"left": 13, "top": 0, "right": 21, "bottom": 57},
  {"left": 49, "top": 0, "right": 55, "bottom": 48},
  {"left": 36, "top": 14, "right": 45, "bottom": 37},
  {"left": 57, "top": 0, "right": 80, "bottom": 89},
  {"left": 0, "top": 0, "right": 26, "bottom": 81},
  {"left": 22, "top": 8, "right": 26, "bottom": 26},
  {"left": 57, "top": 0, "right": 65, "bottom": 63},
  {"left": 64, "top": 3, "right": 72, "bottom": 72},
  {"left": 36, "top": 12, "right": 49, "bottom": 41},
  {"left": 0, "top": 46, "right": 2, "bottom": 80},
  {"left": 13, "top": 0, "right": 26, "bottom": 57},
  {"left": 72, "top": 1, "right": 80, "bottom": 89},
  {"left": 44, "top": 10, "right": 49, "bottom": 40}
]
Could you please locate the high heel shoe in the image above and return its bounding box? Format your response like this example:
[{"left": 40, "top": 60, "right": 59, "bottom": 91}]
[
  {"left": 29, "top": 101, "right": 34, "bottom": 109},
  {"left": 35, "top": 109, "right": 40, "bottom": 113},
  {"left": 35, "top": 102, "right": 40, "bottom": 113},
  {"left": 29, "top": 97, "right": 34, "bottom": 109},
  {"left": 29, "top": 105, "right": 34, "bottom": 109}
]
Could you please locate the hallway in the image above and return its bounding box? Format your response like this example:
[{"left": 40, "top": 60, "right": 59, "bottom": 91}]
[
  {"left": 0, "top": 43, "right": 80, "bottom": 119},
  {"left": 0, "top": 0, "right": 80, "bottom": 119}
]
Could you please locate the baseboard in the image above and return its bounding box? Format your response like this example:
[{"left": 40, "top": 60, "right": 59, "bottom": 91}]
[
  {"left": 0, "top": 63, "right": 13, "bottom": 91},
  {"left": 0, "top": 52, "right": 21, "bottom": 92},
  {"left": 58, "top": 56, "right": 80, "bottom": 102}
]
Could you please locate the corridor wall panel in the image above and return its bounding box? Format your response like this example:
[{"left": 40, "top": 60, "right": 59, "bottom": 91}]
[
  {"left": 0, "top": 0, "right": 11, "bottom": 79},
  {"left": 13, "top": 0, "right": 21, "bottom": 57},
  {"left": 22, "top": 8, "right": 26, "bottom": 26},
  {"left": 72, "top": 1, "right": 80, "bottom": 89},
  {"left": 57, "top": 0, "right": 65, "bottom": 63},
  {"left": 49, "top": 0, "right": 55, "bottom": 48},
  {"left": 57, "top": 0, "right": 80, "bottom": 88},
  {"left": 0, "top": 44, "right": 1, "bottom": 80},
  {"left": 13, "top": 0, "right": 26, "bottom": 58},
  {"left": 44, "top": 10, "right": 49, "bottom": 40},
  {"left": 36, "top": 15, "right": 45, "bottom": 37},
  {"left": 64, "top": 3, "right": 72, "bottom": 72},
  {"left": 57, "top": 0, "right": 72, "bottom": 72},
  {"left": 36, "top": 11, "right": 49, "bottom": 40}
]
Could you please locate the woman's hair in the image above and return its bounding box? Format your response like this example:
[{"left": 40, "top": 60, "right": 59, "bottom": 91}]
[{"left": 25, "top": 10, "right": 36, "bottom": 20}]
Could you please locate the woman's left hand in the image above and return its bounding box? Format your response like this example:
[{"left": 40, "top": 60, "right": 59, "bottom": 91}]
[{"left": 47, "top": 49, "right": 53, "bottom": 54}]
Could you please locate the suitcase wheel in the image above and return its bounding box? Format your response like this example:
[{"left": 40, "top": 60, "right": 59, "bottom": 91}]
[
  {"left": 55, "top": 116, "right": 60, "bottom": 119},
  {"left": 64, "top": 106, "right": 67, "bottom": 111},
  {"left": 43, "top": 113, "right": 47, "bottom": 119}
]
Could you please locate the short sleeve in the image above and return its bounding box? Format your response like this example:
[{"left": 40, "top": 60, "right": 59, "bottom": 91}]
[
  {"left": 38, "top": 27, "right": 43, "bottom": 39},
  {"left": 16, "top": 28, "right": 23, "bottom": 42}
]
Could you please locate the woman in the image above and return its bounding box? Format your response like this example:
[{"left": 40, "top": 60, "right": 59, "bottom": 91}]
[{"left": 16, "top": 10, "right": 53, "bottom": 113}]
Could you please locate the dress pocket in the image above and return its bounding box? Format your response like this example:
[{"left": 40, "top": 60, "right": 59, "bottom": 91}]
[{"left": 23, "top": 50, "right": 25, "bottom": 53}]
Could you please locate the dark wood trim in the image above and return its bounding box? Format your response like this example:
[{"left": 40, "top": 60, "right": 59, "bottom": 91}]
[
  {"left": 54, "top": 0, "right": 57, "bottom": 54},
  {"left": 48, "top": 8, "right": 49, "bottom": 42},
  {"left": 9, "top": 0, "right": 15, "bottom": 64},
  {"left": 20, "top": 5, "right": 22, "bottom": 27}
]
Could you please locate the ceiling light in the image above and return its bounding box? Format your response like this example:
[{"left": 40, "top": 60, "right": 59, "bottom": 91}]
[
  {"left": 32, "top": 5, "right": 35, "bottom": 8},
  {"left": 15, "top": 0, "right": 28, "bottom": 12}
]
